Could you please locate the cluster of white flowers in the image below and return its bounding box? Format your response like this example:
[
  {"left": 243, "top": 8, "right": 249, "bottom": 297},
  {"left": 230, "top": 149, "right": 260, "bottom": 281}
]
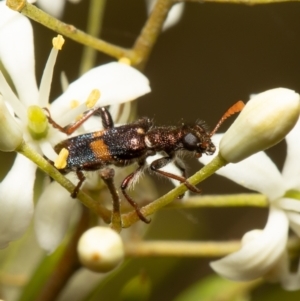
[
  {"left": 200, "top": 88, "right": 300, "bottom": 290},
  {"left": 0, "top": 0, "right": 151, "bottom": 253},
  {"left": 0, "top": 0, "right": 184, "bottom": 271},
  {"left": 1, "top": 0, "right": 300, "bottom": 291}
]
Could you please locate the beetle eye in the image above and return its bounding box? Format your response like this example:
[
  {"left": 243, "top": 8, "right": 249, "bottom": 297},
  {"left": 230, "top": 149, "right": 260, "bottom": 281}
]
[{"left": 183, "top": 133, "right": 199, "bottom": 148}]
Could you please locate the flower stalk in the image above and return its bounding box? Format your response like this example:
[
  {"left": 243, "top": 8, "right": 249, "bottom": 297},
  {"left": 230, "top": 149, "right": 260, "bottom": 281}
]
[
  {"left": 132, "top": 0, "right": 174, "bottom": 69},
  {"left": 121, "top": 154, "right": 228, "bottom": 227},
  {"left": 167, "top": 193, "right": 268, "bottom": 209},
  {"left": 6, "top": 0, "right": 175, "bottom": 69},
  {"left": 124, "top": 237, "right": 300, "bottom": 258},
  {"left": 6, "top": 0, "right": 129, "bottom": 60},
  {"left": 124, "top": 241, "right": 241, "bottom": 257},
  {"left": 79, "top": 0, "right": 107, "bottom": 75}
]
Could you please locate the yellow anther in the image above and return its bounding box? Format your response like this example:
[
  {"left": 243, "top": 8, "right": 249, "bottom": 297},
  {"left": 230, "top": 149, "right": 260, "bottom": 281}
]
[
  {"left": 76, "top": 113, "right": 83, "bottom": 121},
  {"left": 70, "top": 100, "right": 80, "bottom": 109},
  {"left": 86, "top": 89, "right": 101, "bottom": 108},
  {"left": 118, "top": 57, "right": 131, "bottom": 65},
  {"left": 54, "top": 148, "right": 69, "bottom": 169},
  {"left": 52, "top": 35, "right": 65, "bottom": 50}
]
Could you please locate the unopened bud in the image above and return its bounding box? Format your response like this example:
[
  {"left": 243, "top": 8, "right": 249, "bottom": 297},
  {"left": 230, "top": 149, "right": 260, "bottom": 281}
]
[
  {"left": 78, "top": 227, "right": 124, "bottom": 272},
  {"left": 220, "top": 88, "right": 300, "bottom": 163}
]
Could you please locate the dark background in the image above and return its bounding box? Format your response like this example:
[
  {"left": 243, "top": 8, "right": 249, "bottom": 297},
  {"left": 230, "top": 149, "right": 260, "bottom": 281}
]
[{"left": 7, "top": 0, "right": 300, "bottom": 300}]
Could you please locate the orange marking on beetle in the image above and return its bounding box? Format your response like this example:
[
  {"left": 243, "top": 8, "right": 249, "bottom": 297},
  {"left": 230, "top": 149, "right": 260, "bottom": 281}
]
[
  {"left": 89, "top": 139, "right": 112, "bottom": 161},
  {"left": 137, "top": 128, "right": 145, "bottom": 134},
  {"left": 92, "top": 130, "right": 105, "bottom": 138}
]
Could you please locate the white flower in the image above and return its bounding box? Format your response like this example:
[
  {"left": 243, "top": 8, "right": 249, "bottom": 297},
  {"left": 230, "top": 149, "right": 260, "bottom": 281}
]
[
  {"left": 0, "top": 7, "right": 150, "bottom": 248},
  {"left": 32, "top": 57, "right": 150, "bottom": 252},
  {"left": 199, "top": 90, "right": 300, "bottom": 290}
]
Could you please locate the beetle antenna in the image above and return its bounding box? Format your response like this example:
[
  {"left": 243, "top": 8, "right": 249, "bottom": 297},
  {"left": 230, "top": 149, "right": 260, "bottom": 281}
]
[{"left": 209, "top": 100, "right": 245, "bottom": 137}]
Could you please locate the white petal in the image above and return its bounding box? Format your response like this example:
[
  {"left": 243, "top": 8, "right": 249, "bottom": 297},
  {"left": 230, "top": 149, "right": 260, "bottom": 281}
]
[
  {"left": 39, "top": 140, "right": 59, "bottom": 161},
  {"left": 0, "top": 154, "right": 35, "bottom": 248},
  {"left": 264, "top": 251, "right": 289, "bottom": 283},
  {"left": 0, "top": 5, "right": 38, "bottom": 107},
  {"left": 0, "top": 95, "right": 23, "bottom": 151},
  {"left": 34, "top": 181, "right": 81, "bottom": 253},
  {"left": 282, "top": 117, "right": 300, "bottom": 190},
  {"left": 273, "top": 251, "right": 300, "bottom": 291},
  {"left": 0, "top": 71, "right": 27, "bottom": 122},
  {"left": 286, "top": 212, "right": 300, "bottom": 237},
  {"left": 37, "top": 0, "right": 66, "bottom": 18},
  {"left": 50, "top": 62, "right": 150, "bottom": 120},
  {"left": 277, "top": 198, "right": 300, "bottom": 213},
  {"left": 200, "top": 134, "right": 285, "bottom": 200},
  {"left": 38, "top": 47, "right": 59, "bottom": 107},
  {"left": 0, "top": 1, "right": 19, "bottom": 27},
  {"left": 210, "top": 207, "right": 288, "bottom": 281},
  {"left": 146, "top": 0, "right": 184, "bottom": 31},
  {"left": 163, "top": 3, "right": 184, "bottom": 31}
]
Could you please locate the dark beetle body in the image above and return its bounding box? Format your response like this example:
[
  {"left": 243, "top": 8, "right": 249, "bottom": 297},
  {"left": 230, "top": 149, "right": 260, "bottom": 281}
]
[
  {"left": 54, "top": 113, "right": 216, "bottom": 175},
  {"left": 47, "top": 106, "right": 220, "bottom": 223},
  {"left": 54, "top": 118, "right": 154, "bottom": 172}
]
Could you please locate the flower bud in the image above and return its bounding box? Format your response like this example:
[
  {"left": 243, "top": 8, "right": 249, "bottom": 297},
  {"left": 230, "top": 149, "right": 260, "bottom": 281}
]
[
  {"left": 0, "top": 96, "right": 22, "bottom": 151},
  {"left": 220, "top": 88, "right": 300, "bottom": 163},
  {"left": 77, "top": 227, "right": 124, "bottom": 272}
]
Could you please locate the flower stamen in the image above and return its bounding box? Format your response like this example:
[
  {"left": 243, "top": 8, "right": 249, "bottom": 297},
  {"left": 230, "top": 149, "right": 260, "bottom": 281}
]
[
  {"left": 86, "top": 89, "right": 101, "bottom": 108},
  {"left": 52, "top": 35, "right": 65, "bottom": 50}
]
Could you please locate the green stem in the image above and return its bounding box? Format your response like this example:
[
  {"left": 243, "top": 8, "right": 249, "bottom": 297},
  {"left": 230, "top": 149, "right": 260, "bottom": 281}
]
[
  {"left": 6, "top": 0, "right": 129, "bottom": 61},
  {"left": 79, "top": 0, "right": 107, "bottom": 75},
  {"left": 16, "top": 141, "right": 111, "bottom": 223},
  {"left": 125, "top": 240, "right": 241, "bottom": 257},
  {"left": 121, "top": 154, "right": 228, "bottom": 227},
  {"left": 125, "top": 237, "right": 300, "bottom": 258},
  {"left": 6, "top": 0, "right": 174, "bottom": 69},
  {"left": 167, "top": 193, "right": 268, "bottom": 209},
  {"left": 132, "top": 0, "right": 174, "bottom": 69}
]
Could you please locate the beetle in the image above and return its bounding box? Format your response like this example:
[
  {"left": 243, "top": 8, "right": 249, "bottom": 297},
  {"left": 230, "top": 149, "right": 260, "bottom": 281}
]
[{"left": 45, "top": 101, "right": 244, "bottom": 223}]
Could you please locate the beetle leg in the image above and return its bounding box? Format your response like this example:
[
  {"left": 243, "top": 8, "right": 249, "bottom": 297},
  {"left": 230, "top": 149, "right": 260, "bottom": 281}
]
[
  {"left": 173, "top": 157, "right": 188, "bottom": 198},
  {"left": 150, "top": 156, "right": 201, "bottom": 194},
  {"left": 71, "top": 169, "right": 86, "bottom": 198},
  {"left": 96, "top": 107, "right": 114, "bottom": 129},
  {"left": 121, "top": 165, "right": 151, "bottom": 224},
  {"left": 44, "top": 106, "right": 114, "bottom": 135},
  {"left": 99, "top": 168, "right": 121, "bottom": 229}
]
